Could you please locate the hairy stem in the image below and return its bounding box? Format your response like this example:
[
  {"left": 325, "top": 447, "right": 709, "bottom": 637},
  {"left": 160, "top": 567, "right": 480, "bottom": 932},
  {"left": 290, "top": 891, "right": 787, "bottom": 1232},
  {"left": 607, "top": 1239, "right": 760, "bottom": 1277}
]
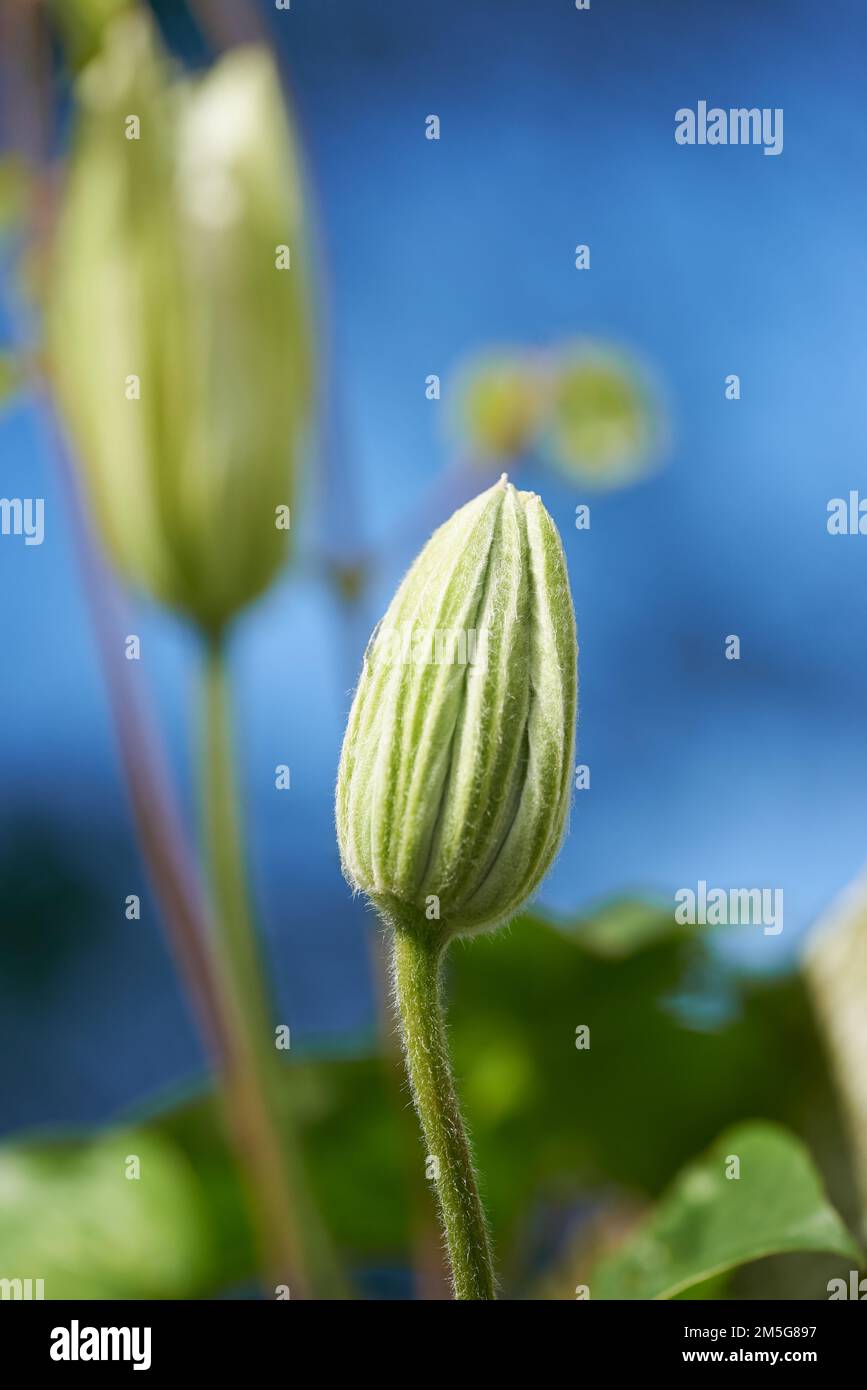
[{"left": 391, "top": 927, "right": 496, "bottom": 1300}]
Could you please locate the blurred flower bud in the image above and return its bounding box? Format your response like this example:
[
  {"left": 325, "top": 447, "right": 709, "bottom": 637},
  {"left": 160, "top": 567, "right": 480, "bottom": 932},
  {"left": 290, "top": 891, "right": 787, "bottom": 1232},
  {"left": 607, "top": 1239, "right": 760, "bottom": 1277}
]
[
  {"left": 336, "top": 476, "right": 577, "bottom": 939},
  {"left": 544, "top": 345, "right": 660, "bottom": 489},
  {"left": 48, "top": 0, "right": 133, "bottom": 72},
  {"left": 455, "top": 353, "right": 546, "bottom": 462},
  {"left": 48, "top": 13, "right": 313, "bottom": 633}
]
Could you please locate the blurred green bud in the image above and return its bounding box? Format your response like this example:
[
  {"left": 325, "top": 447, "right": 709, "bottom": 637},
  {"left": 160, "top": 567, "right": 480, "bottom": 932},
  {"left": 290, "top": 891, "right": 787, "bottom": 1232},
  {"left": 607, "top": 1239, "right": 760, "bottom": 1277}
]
[
  {"left": 48, "top": 13, "right": 313, "bottom": 633},
  {"left": 48, "top": 0, "right": 133, "bottom": 71},
  {"left": 455, "top": 353, "right": 546, "bottom": 462},
  {"left": 544, "top": 345, "right": 660, "bottom": 489},
  {"left": 336, "top": 476, "right": 577, "bottom": 940}
]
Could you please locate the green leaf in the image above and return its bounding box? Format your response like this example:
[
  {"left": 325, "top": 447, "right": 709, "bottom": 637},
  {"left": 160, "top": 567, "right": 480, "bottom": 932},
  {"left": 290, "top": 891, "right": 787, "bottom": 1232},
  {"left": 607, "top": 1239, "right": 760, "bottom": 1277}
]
[
  {"left": 0, "top": 1129, "right": 216, "bottom": 1299},
  {"left": 591, "top": 1122, "right": 861, "bottom": 1300},
  {"left": 298, "top": 909, "right": 845, "bottom": 1269},
  {"left": 447, "top": 913, "right": 829, "bottom": 1227},
  {"left": 560, "top": 898, "right": 680, "bottom": 959},
  {"left": 0, "top": 893, "right": 848, "bottom": 1297}
]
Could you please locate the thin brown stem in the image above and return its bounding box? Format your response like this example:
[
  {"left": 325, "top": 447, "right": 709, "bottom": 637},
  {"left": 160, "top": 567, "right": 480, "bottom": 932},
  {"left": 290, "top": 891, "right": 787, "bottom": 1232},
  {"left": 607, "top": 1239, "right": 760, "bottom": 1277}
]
[{"left": 44, "top": 395, "right": 310, "bottom": 1296}]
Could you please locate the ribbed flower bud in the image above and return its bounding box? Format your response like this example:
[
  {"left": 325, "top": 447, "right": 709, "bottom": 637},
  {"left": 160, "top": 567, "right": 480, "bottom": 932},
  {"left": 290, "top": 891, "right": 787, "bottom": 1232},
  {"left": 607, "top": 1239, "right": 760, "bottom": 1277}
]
[
  {"left": 336, "top": 476, "right": 577, "bottom": 939},
  {"left": 48, "top": 13, "right": 313, "bottom": 634}
]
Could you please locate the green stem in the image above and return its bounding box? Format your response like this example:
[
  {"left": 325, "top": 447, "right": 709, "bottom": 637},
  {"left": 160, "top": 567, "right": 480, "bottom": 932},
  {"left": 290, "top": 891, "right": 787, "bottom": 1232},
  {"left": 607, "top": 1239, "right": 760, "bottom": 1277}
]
[
  {"left": 47, "top": 381, "right": 326, "bottom": 1297},
  {"left": 391, "top": 926, "right": 496, "bottom": 1300},
  {"left": 202, "top": 633, "right": 274, "bottom": 1052},
  {"left": 200, "top": 629, "right": 309, "bottom": 1292},
  {"left": 200, "top": 630, "right": 347, "bottom": 1299}
]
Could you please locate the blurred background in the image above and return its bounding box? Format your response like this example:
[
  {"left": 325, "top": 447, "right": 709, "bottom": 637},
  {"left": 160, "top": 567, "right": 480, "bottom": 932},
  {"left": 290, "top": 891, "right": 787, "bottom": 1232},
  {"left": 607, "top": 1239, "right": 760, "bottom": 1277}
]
[{"left": 1, "top": 0, "right": 866, "bottom": 1300}]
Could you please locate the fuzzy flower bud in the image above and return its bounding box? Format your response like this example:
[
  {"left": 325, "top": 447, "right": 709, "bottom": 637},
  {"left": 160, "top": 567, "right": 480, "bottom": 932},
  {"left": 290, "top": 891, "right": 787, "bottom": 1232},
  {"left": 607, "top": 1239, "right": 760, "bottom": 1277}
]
[{"left": 336, "top": 476, "right": 577, "bottom": 939}]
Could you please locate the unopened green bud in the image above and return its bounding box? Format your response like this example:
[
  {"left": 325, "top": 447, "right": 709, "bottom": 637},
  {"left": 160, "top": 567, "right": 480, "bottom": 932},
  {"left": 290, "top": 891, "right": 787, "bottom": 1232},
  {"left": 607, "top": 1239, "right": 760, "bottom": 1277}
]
[
  {"left": 455, "top": 353, "right": 546, "bottom": 462},
  {"left": 48, "top": 0, "right": 132, "bottom": 72},
  {"left": 544, "top": 346, "right": 659, "bottom": 488},
  {"left": 48, "top": 13, "right": 313, "bottom": 634},
  {"left": 336, "top": 476, "right": 577, "bottom": 939}
]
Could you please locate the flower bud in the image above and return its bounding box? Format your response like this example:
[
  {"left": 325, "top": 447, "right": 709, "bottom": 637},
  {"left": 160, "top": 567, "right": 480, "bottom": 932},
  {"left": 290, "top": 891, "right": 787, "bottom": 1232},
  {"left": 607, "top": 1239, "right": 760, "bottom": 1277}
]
[
  {"left": 336, "top": 476, "right": 577, "bottom": 939},
  {"left": 48, "top": 13, "right": 313, "bottom": 633},
  {"left": 544, "top": 345, "right": 659, "bottom": 488},
  {"left": 544, "top": 346, "right": 661, "bottom": 489},
  {"left": 455, "top": 353, "right": 546, "bottom": 462}
]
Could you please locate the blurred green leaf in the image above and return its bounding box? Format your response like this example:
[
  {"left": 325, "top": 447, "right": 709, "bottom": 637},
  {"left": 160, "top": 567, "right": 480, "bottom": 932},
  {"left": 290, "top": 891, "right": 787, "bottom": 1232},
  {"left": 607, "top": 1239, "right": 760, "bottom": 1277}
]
[
  {"left": 152, "top": 1063, "right": 409, "bottom": 1279},
  {"left": 281, "top": 907, "right": 845, "bottom": 1281},
  {"left": 445, "top": 912, "right": 832, "bottom": 1243},
  {"left": 232, "top": 905, "right": 840, "bottom": 1278},
  {"left": 0, "top": 1129, "right": 216, "bottom": 1298},
  {"left": 0, "top": 901, "right": 852, "bottom": 1297},
  {"left": 591, "top": 1122, "right": 861, "bottom": 1299},
  {"left": 291, "top": 1059, "right": 411, "bottom": 1254},
  {"left": 560, "top": 897, "right": 679, "bottom": 958},
  {"left": 671, "top": 1271, "right": 730, "bottom": 1299}
]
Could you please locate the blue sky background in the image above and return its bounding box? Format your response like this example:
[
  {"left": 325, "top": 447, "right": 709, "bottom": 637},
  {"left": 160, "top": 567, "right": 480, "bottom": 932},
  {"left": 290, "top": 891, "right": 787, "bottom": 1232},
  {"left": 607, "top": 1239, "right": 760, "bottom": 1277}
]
[{"left": 2, "top": 0, "right": 867, "bottom": 1131}]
